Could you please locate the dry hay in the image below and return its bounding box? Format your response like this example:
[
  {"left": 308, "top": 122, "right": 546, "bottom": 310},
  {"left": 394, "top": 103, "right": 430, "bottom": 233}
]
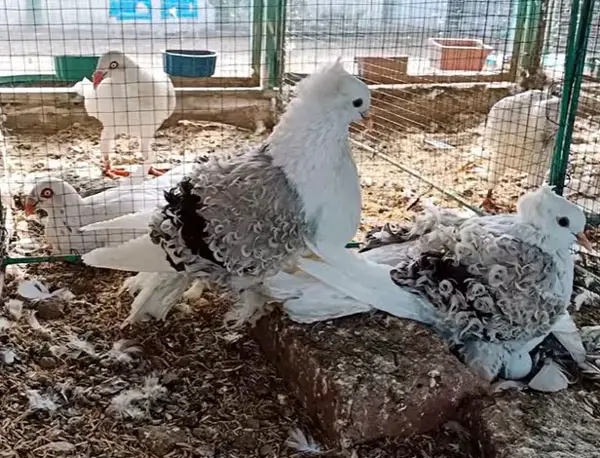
[{"left": 0, "top": 262, "right": 478, "bottom": 458}]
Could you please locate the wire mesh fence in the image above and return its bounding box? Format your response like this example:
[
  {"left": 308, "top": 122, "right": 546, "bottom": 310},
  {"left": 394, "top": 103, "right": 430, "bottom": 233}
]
[
  {"left": 0, "top": 0, "right": 599, "bottom": 270},
  {"left": 281, "top": 0, "right": 557, "bottom": 225},
  {"left": 0, "top": 0, "right": 272, "bottom": 264}
]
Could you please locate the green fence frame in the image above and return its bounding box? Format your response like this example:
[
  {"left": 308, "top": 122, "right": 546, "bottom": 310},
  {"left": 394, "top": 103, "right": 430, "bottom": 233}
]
[{"left": 549, "top": 0, "right": 596, "bottom": 196}]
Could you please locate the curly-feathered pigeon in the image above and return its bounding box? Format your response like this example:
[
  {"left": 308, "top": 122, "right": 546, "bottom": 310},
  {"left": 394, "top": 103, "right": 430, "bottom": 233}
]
[
  {"left": 79, "top": 60, "right": 372, "bottom": 327},
  {"left": 79, "top": 50, "right": 176, "bottom": 179},
  {"left": 273, "top": 186, "right": 592, "bottom": 382}
]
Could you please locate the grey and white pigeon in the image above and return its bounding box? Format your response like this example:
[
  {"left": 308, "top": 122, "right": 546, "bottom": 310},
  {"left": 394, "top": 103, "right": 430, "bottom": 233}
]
[
  {"left": 80, "top": 50, "right": 176, "bottom": 179},
  {"left": 79, "top": 60, "right": 372, "bottom": 327},
  {"left": 23, "top": 162, "right": 193, "bottom": 254},
  {"left": 271, "top": 186, "right": 593, "bottom": 383}
]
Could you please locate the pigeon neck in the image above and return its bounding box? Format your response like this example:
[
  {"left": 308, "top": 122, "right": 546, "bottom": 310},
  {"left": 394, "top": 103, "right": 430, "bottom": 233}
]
[
  {"left": 267, "top": 103, "right": 360, "bottom": 242},
  {"left": 267, "top": 104, "right": 351, "bottom": 184}
]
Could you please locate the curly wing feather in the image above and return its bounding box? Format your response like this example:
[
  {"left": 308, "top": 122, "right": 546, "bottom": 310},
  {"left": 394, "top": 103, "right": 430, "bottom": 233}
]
[
  {"left": 149, "top": 146, "right": 314, "bottom": 284},
  {"left": 390, "top": 220, "right": 567, "bottom": 345}
]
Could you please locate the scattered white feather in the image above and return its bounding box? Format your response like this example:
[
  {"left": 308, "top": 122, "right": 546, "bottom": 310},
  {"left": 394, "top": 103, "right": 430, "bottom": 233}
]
[
  {"left": 17, "top": 279, "right": 74, "bottom": 302},
  {"left": 67, "top": 335, "right": 98, "bottom": 358},
  {"left": 528, "top": 359, "right": 570, "bottom": 392},
  {"left": 221, "top": 332, "right": 243, "bottom": 344},
  {"left": 5, "top": 299, "right": 24, "bottom": 320},
  {"left": 285, "top": 428, "right": 321, "bottom": 454},
  {"left": 104, "top": 339, "right": 144, "bottom": 363},
  {"left": 1, "top": 348, "right": 17, "bottom": 364},
  {"left": 492, "top": 380, "right": 527, "bottom": 393},
  {"left": 583, "top": 274, "right": 595, "bottom": 288},
  {"left": 27, "top": 311, "right": 51, "bottom": 334},
  {"left": 107, "top": 375, "right": 166, "bottom": 419},
  {"left": 26, "top": 389, "right": 58, "bottom": 411},
  {"left": 0, "top": 317, "right": 12, "bottom": 330},
  {"left": 573, "top": 289, "right": 600, "bottom": 311},
  {"left": 35, "top": 441, "right": 75, "bottom": 453}
]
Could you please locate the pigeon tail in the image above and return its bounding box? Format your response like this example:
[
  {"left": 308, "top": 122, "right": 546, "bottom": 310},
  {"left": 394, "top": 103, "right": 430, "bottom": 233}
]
[
  {"left": 80, "top": 211, "right": 153, "bottom": 233},
  {"left": 82, "top": 235, "right": 174, "bottom": 272},
  {"left": 298, "top": 240, "right": 434, "bottom": 324},
  {"left": 265, "top": 271, "right": 371, "bottom": 323}
]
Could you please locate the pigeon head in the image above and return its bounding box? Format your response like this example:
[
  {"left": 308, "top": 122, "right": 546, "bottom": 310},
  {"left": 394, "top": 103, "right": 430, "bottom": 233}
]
[
  {"left": 24, "top": 178, "right": 81, "bottom": 216},
  {"left": 516, "top": 185, "right": 591, "bottom": 251},
  {"left": 293, "top": 58, "right": 372, "bottom": 126},
  {"left": 93, "top": 50, "right": 135, "bottom": 89}
]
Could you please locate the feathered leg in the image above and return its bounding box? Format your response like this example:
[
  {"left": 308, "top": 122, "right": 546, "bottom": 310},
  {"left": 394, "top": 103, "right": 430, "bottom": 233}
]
[
  {"left": 224, "top": 282, "right": 276, "bottom": 329},
  {"left": 120, "top": 272, "right": 196, "bottom": 327},
  {"left": 100, "top": 128, "right": 130, "bottom": 178}
]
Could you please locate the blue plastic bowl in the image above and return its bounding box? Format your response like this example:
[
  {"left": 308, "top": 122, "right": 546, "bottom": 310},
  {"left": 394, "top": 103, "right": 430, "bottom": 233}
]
[{"left": 162, "top": 50, "right": 217, "bottom": 78}]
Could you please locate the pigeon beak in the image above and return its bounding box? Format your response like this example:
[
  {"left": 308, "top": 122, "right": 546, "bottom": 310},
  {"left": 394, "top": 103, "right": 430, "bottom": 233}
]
[
  {"left": 361, "top": 113, "right": 373, "bottom": 130},
  {"left": 576, "top": 232, "right": 593, "bottom": 251},
  {"left": 92, "top": 70, "right": 106, "bottom": 89},
  {"left": 24, "top": 197, "right": 37, "bottom": 216}
]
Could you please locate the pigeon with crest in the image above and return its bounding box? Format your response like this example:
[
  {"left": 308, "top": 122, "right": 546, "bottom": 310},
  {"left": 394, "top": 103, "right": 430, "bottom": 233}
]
[{"left": 79, "top": 60, "right": 373, "bottom": 327}]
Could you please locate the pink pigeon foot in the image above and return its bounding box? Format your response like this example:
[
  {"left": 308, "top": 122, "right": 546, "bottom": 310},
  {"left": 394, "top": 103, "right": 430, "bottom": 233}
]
[
  {"left": 102, "top": 163, "right": 131, "bottom": 179},
  {"left": 148, "top": 166, "right": 170, "bottom": 176}
]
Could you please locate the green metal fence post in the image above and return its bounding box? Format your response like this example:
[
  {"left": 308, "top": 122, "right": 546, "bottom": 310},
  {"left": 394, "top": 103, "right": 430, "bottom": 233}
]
[
  {"left": 251, "top": 0, "right": 265, "bottom": 81},
  {"left": 549, "top": 0, "right": 595, "bottom": 195},
  {"left": 264, "top": 0, "right": 285, "bottom": 89},
  {"left": 521, "top": 0, "right": 540, "bottom": 71},
  {"left": 510, "top": 0, "right": 530, "bottom": 81}
]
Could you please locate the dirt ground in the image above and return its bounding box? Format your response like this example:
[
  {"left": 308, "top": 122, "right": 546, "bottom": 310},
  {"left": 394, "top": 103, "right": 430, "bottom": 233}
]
[{"left": 1, "top": 116, "right": 600, "bottom": 457}]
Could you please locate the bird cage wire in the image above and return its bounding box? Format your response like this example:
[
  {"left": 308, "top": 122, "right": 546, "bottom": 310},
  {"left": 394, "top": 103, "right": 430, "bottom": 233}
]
[
  {"left": 0, "top": 0, "right": 279, "bottom": 269},
  {"left": 0, "top": 0, "right": 598, "bottom": 271},
  {"left": 279, "top": 0, "right": 600, "bottom": 260}
]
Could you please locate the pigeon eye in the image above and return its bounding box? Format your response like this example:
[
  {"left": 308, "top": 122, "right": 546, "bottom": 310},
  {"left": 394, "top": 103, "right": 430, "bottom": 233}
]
[
  {"left": 109, "top": 61, "right": 119, "bottom": 69},
  {"left": 40, "top": 188, "right": 54, "bottom": 199},
  {"left": 352, "top": 98, "right": 363, "bottom": 108},
  {"left": 557, "top": 216, "right": 570, "bottom": 227}
]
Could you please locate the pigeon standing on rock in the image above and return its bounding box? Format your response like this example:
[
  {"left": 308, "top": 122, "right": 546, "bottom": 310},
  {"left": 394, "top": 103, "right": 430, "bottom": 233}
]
[
  {"left": 274, "top": 186, "right": 593, "bottom": 383},
  {"left": 78, "top": 50, "right": 177, "bottom": 179},
  {"left": 79, "top": 60, "right": 372, "bottom": 327}
]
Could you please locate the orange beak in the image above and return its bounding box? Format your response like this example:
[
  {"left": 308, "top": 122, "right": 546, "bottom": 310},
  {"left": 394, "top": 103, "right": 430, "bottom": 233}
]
[
  {"left": 576, "top": 232, "right": 593, "bottom": 251},
  {"left": 361, "top": 113, "right": 373, "bottom": 130},
  {"left": 24, "top": 197, "right": 37, "bottom": 216},
  {"left": 92, "top": 70, "right": 105, "bottom": 89}
]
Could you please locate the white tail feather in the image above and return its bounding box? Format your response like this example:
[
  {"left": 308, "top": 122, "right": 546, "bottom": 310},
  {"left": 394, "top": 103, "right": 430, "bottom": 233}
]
[
  {"left": 266, "top": 271, "right": 371, "bottom": 323},
  {"left": 82, "top": 235, "right": 174, "bottom": 272},
  {"left": 527, "top": 359, "right": 569, "bottom": 392},
  {"left": 300, "top": 240, "right": 432, "bottom": 323},
  {"left": 122, "top": 272, "right": 196, "bottom": 325},
  {"left": 549, "top": 312, "right": 587, "bottom": 365},
  {"left": 80, "top": 211, "right": 154, "bottom": 233}
]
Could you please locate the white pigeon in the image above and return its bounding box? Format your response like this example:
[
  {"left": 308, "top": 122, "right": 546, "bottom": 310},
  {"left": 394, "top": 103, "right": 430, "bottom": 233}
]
[
  {"left": 272, "top": 186, "right": 593, "bottom": 382},
  {"left": 23, "top": 162, "right": 194, "bottom": 255},
  {"left": 82, "top": 50, "right": 176, "bottom": 179},
  {"left": 79, "top": 60, "right": 373, "bottom": 327},
  {"left": 482, "top": 89, "right": 560, "bottom": 210}
]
